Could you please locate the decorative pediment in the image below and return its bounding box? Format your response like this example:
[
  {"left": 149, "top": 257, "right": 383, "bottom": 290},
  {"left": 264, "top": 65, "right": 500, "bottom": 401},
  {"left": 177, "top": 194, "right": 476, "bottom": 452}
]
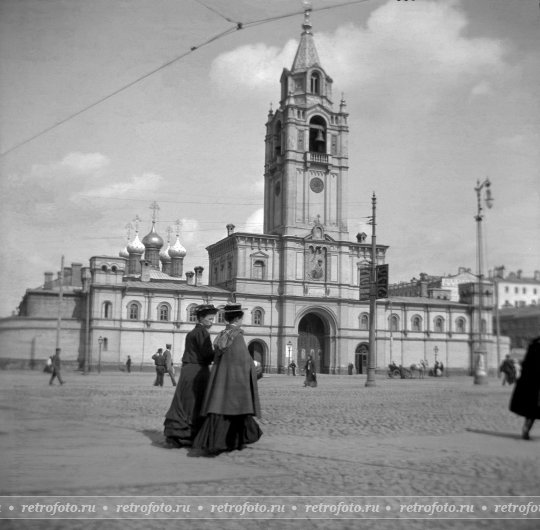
[{"left": 250, "top": 250, "right": 269, "bottom": 259}]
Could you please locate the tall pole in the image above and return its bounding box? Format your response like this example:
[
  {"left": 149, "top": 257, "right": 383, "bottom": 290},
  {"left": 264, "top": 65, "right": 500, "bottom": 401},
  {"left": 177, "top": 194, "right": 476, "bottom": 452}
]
[
  {"left": 366, "top": 193, "right": 377, "bottom": 387},
  {"left": 55, "top": 255, "right": 64, "bottom": 350},
  {"left": 83, "top": 268, "right": 91, "bottom": 374},
  {"left": 473, "top": 178, "right": 493, "bottom": 384}
]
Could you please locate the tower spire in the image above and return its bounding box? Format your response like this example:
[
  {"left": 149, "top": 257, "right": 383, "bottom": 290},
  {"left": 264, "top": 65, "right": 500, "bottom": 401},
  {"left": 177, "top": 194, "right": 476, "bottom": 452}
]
[{"left": 291, "top": 0, "right": 320, "bottom": 71}]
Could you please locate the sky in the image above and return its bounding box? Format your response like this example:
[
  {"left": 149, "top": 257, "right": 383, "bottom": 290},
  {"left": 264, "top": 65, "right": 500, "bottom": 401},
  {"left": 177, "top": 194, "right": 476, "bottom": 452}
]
[{"left": 0, "top": 0, "right": 539, "bottom": 317}]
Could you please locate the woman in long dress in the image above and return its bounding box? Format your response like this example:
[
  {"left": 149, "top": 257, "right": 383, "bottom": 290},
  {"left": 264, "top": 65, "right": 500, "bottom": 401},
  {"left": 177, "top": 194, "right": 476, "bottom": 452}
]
[
  {"left": 304, "top": 355, "right": 317, "bottom": 387},
  {"left": 510, "top": 337, "right": 540, "bottom": 440},
  {"left": 191, "top": 303, "right": 262, "bottom": 455},
  {"left": 164, "top": 304, "right": 218, "bottom": 447}
]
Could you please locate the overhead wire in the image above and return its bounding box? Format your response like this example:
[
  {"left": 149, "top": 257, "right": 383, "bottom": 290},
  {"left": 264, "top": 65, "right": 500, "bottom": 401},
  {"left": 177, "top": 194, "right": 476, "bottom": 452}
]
[{"left": 0, "top": 0, "right": 372, "bottom": 157}]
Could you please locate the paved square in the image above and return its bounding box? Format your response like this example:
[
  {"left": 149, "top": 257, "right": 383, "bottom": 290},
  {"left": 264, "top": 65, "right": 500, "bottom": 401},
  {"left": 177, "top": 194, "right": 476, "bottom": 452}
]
[{"left": 0, "top": 370, "right": 538, "bottom": 529}]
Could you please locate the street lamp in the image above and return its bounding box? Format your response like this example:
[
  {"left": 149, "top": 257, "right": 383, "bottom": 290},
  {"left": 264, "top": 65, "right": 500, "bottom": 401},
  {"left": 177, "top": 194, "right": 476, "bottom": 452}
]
[
  {"left": 473, "top": 178, "right": 493, "bottom": 385},
  {"left": 286, "top": 341, "right": 292, "bottom": 374},
  {"left": 98, "top": 336, "right": 104, "bottom": 374}
]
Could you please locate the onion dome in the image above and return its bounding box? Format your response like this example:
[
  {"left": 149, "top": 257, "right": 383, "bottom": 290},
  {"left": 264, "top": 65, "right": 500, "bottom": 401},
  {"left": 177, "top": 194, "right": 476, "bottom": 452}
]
[
  {"left": 127, "top": 233, "right": 145, "bottom": 255},
  {"left": 142, "top": 222, "right": 164, "bottom": 250},
  {"left": 169, "top": 235, "right": 187, "bottom": 258},
  {"left": 119, "top": 246, "right": 129, "bottom": 258},
  {"left": 159, "top": 243, "right": 172, "bottom": 263}
]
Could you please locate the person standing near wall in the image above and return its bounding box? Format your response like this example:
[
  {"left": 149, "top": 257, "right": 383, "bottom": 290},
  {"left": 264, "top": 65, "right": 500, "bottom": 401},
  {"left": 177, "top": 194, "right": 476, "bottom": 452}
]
[
  {"left": 152, "top": 348, "right": 165, "bottom": 387},
  {"left": 126, "top": 355, "right": 132, "bottom": 374}
]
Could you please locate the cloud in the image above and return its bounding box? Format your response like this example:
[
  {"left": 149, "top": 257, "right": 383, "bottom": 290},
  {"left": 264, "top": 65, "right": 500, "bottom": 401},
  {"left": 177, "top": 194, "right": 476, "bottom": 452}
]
[
  {"left": 210, "top": 40, "right": 297, "bottom": 94},
  {"left": 470, "top": 81, "right": 493, "bottom": 97},
  {"left": 210, "top": 0, "right": 505, "bottom": 109},
  {"left": 240, "top": 208, "right": 264, "bottom": 233},
  {"left": 72, "top": 172, "right": 163, "bottom": 201},
  {"left": 60, "top": 152, "right": 110, "bottom": 173}
]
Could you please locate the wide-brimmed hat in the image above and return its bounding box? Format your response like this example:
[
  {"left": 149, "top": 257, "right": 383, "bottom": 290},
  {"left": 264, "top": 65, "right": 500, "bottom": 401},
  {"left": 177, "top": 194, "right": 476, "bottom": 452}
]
[
  {"left": 221, "top": 303, "right": 247, "bottom": 313},
  {"left": 195, "top": 304, "right": 218, "bottom": 316}
]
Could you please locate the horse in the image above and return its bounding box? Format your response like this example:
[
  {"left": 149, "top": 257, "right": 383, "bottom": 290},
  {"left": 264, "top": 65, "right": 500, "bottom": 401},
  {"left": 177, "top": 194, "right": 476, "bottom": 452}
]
[{"left": 410, "top": 360, "right": 427, "bottom": 379}]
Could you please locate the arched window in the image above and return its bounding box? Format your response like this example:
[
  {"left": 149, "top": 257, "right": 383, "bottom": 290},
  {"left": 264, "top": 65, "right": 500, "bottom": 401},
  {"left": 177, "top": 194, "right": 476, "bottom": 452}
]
[
  {"left": 252, "top": 308, "right": 264, "bottom": 326},
  {"left": 308, "top": 116, "right": 326, "bottom": 153},
  {"left": 101, "top": 265, "right": 108, "bottom": 272},
  {"left": 128, "top": 302, "right": 140, "bottom": 320},
  {"left": 253, "top": 260, "right": 265, "bottom": 280},
  {"left": 412, "top": 315, "right": 422, "bottom": 332},
  {"left": 359, "top": 313, "right": 369, "bottom": 331},
  {"left": 187, "top": 304, "right": 198, "bottom": 323},
  {"left": 389, "top": 314, "right": 399, "bottom": 332},
  {"left": 310, "top": 72, "right": 320, "bottom": 94},
  {"left": 455, "top": 317, "right": 466, "bottom": 333},
  {"left": 111, "top": 265, "right": 118, "bottom": 273},
  {"left": 481, "top": 318, "right": 487, "bottom": 334},
  {"left": 434, "top": 316, "right": 445, "bottom": 333},
  {"left": 103, "top": 301, "right": 112, "bottom": 319},
  {"left": 158, "top": 303, "right": 170, "bottom": 322}
]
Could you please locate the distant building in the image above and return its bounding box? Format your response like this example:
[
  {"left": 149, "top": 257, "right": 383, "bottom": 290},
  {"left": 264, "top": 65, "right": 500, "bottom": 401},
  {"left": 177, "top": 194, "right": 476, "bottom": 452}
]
[
  {"left": 490, "top": 266, "right": 540, "bottom": 309},
  {"left": 496, "top": 305, "right": 540, "bottom": 354}
]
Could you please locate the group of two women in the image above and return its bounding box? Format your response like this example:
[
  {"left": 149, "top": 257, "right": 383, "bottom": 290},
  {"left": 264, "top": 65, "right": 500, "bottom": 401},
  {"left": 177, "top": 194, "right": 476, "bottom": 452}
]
[{"left": 163, "top": 303, "right": 262, "bottom": 455}]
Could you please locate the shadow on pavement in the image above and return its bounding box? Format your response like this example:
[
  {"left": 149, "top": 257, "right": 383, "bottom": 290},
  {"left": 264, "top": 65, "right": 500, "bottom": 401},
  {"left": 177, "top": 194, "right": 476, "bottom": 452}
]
[
  {"left": 140, "top": 429, "right": 169, "bottom": 448},
  {"left": 465, "top": 428, "right": 524, "bottom": 440}
]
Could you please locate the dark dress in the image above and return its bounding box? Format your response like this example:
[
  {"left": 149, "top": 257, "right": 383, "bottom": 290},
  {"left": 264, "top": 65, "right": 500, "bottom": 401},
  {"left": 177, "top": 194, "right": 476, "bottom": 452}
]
[
  {"left": 304, "top": 358, "right": 317, "bottom": 387},
  {"left": 163, "top": 324, "right": 214, "bottom": 446},
  {"left": 510, "top": 338, "right": 540, "bottom": 420},
  {"left": 192, "top": 325, "right": 262, "bottom": 454}
]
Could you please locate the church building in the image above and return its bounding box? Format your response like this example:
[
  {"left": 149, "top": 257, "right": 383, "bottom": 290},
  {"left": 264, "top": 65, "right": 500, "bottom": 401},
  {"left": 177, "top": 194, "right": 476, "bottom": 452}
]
[{"left": 0, "top": 9, "right": 503, "bottom": 375}]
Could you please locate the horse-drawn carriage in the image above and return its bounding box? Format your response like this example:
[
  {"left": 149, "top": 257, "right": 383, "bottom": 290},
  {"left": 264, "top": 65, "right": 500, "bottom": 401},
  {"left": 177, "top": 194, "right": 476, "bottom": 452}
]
[{"left": 387, "top": 361, "right": 426, "bottom": 379}]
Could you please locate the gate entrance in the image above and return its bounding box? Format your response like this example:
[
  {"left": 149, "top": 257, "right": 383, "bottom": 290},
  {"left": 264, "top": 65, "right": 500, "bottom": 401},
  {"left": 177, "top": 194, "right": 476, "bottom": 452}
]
[
  {"left": 355, "top": 343, "right": 369, "bottom": 374},
  {"left": 298, "top": 313, "right": 328, "bottom": 373}
]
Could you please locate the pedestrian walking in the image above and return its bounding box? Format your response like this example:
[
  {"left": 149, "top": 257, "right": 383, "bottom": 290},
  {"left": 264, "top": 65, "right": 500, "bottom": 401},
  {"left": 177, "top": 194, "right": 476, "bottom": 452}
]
[
  {"left": 125, "top": 355, "right": 132, "bottom": 373},
  {"left": 510, "top": 337, "right": 540, "bottom": 440},
  {"left": 191, "top": 303, "right": 262, "bottom": 455},
  {"left": 499, "top": 354, "right": 516, "bottom": 386},
  {"left": 347, "top": 362, "right": 354, "bottom": 375},
  {"left": 164, "top": 304, "right": 218, "bottom": 447},
  {"left": 163, "top": 344, "right": 177, "bottom": 386},
  {"left": 49, "top": 348, "right": 64, "bottom": 385},
  {"left": 303, "top": 355, "right": 317, "bottom": 387},
  {"left": 152, "top": 348, "right": 165, "bottom": 387}
]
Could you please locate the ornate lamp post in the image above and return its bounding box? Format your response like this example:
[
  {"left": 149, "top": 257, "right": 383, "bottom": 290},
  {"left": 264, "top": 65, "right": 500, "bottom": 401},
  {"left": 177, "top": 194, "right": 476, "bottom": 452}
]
[
  {"left": 98, "top": 336, "right": 104, "bottom": 375},
  {"left": 286, "top": 341, "right": 292, "bottom": 374},
  {"left": 473, "top": 178, "right": 494, "bottom": 385}
]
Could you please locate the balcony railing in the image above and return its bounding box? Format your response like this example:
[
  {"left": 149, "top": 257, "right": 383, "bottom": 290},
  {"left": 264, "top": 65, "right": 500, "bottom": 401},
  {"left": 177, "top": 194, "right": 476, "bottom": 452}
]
[{"left": 306, "top": 152, "right": 329, "bottom": 165}]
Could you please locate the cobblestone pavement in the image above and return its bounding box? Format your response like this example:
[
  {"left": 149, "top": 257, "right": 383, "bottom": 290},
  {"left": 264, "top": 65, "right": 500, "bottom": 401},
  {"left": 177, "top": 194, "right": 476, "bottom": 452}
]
[{"left": 0, "top": 370, "right": 538, "bottom": 530}]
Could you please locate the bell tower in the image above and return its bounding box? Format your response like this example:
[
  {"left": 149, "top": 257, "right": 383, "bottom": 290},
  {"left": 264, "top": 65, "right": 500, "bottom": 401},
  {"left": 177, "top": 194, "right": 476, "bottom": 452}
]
[{"left": 263, "top": 5, "right": 349, "bottom": 240}]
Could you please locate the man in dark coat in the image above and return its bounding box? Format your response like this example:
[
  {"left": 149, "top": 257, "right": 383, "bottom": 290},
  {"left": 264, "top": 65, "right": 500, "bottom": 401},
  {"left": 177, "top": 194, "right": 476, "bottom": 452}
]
[
  {"left": 499, "top": 354, "right": 516, "bottom": 385},
  {"left": 152, "top": 348, "right": 165, "bottom": 387},
  {"left": 192, "top": 303, "right": 262, "bottom": 455},
  {"left": 164, "top": 304, "right": 217, "bottom": 447},
  {"left": 163, "top": 344, "right": 177, "bottom": 386},
  {"left": 510, "top": 337, "right": 540, "bottom": 440},
  {"left": 49, "top": 348, "right": 64, "bottom": 385},
  {"left": 125, "top": 356, "right": 132, "bottom": 373}
]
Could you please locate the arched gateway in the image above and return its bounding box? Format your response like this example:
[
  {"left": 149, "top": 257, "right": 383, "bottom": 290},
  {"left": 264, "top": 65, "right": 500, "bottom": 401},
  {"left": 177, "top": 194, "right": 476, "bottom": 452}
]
[
  {"left": 248, "top": 340, "right": 267, "bottom": 373},
  {"left": 297, "top": 312, "right": 334, "bottom": 374}
]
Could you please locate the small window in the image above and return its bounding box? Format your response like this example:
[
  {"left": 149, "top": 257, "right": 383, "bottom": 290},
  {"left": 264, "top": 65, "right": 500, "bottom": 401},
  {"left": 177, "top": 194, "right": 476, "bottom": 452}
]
[
  {"left": 310, "top": 72, "right": 320, "bottom": 94},
  {"left": 101, "top": 265, "right": 108, "bottom": 272},
  {"left": 359, "top": 313, "right": 369, "bottom": 331},
  {"left": 103, "top": 302, "right": 112, "bottom": 319},
  {"left": 158, "top": 304, "right": 170, "bottom": 321},
  {"left": 111, "top": 265, "right": 118, "bottom": 273},
  {"left": 187, "top": 305, "right": 197, "bottom": 323},
  {"left": 217, "top": 310, "right": 225, "bottom": 324},
  {"left": 456, "top": 317, "right": 466, "bottom": 333},
  {"left": 412, "top": 315, "right": 422, "bottom": 332},
  {"left": 253, "top": 309, "right": 263, "bottom": 326},
  {"left": 434, "top": 317, "right": 444, "bottom": 333},
  {"left": 128, "top": 302, "right": 140, "bottom": 320},
  {"left": 253, "top": 260, "right": 265, "bottom": 280},
  {"left": 390, "top": 315, "right": 399, "bottom": 332}
]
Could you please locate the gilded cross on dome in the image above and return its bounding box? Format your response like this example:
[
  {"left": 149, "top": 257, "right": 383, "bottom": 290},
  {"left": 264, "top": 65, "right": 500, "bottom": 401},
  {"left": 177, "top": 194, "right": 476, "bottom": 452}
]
[
  {"left": 175, "top": 218, "right": 183, "bottom": 236},
  {"left": 166, "top": 225, "right": 172, "bottom": 242},
  {"left": 149, "top": 201, "right": 160, "bottom": 222},
  {"left": 132, "top": 215, "right": 141, "bottom": 232},
  {"left": 124, "top": 222, "right": 133, "bottom": 241}
]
